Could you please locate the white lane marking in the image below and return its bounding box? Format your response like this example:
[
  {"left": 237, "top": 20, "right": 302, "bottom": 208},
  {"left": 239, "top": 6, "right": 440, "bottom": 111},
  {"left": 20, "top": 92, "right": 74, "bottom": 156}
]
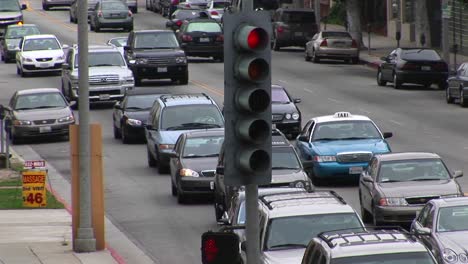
[
  {"left": 389, "top": 119, "right": 403, "bottom": 126},
  {"left": 327, "top": 98, "right": 341, "bottom": 103},
  {"left": 358, "top": 108, "right": 371, "bottom": 114},
  {"left": 303, "top": 88, "right": 315, "bottom": 94},
  {"left": 277, "top": 80, "right": 288, "bottom": 84}
]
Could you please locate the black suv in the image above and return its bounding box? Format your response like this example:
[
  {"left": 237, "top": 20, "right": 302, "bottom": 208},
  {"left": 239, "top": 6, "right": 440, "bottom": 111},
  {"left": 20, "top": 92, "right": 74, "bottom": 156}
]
[
  {"left": 213, "top": 129, "right": 312, "bottom": 221},
  {"left": 124, "top": 30, "right": 189, "bottom": 86}
]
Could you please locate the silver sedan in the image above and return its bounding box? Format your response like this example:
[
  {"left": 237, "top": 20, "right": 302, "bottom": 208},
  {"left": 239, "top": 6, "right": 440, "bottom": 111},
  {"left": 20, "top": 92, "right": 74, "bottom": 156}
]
[{"left": 305, "top": 30, "right": 359, "bottom": 64}]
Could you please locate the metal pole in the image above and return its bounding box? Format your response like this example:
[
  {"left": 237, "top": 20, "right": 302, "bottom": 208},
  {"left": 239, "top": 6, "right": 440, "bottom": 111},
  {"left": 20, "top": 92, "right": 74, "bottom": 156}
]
[
  {"left": 0, "top": 120, "right": 3, "bottom": 153},
  {"left": 367, "top": 23, "right": 371, "bottom": 55},
  {"left": 243, "top": 0, "right": 252, "bottom": 11},
  {"left": 5, "top": 127, "right": 9, "bottom": 169},
  {"left": 314, "top": 0, "right": 321, "bottom": 31},
  {"left": 441, "top": 0, "right": 450, "bottom": 66},
  {"left": 74, "top": 0, "right": 96, "bottom": 252},
  {"left": 245, "top": 184, "right": 259, "bottom": 264}
]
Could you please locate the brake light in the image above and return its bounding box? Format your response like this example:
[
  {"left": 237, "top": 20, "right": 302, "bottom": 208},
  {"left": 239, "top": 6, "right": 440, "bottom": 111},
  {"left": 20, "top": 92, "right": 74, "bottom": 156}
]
[
  {"left": 185, "top": 3, "right": 190, "bottom": 7},
  {"left": 276, "top": 26, "right": 284, "bottom": 33},
  {"left": 379, "top": 198, "right": 387, "bottom": 206},
  {"left": 320, "top": 39, "right": 328, "bottom": 47},
  {"left": 171, "top": 0, "right": 179, "bottom": 4},
  {"left": 210, "top": 10, "right": 219, "bottom": 16},
  {"left": 176, "top": 20, "right": 183, "bottom": 27},
  {"left": 216, "top": 34, "right": 224, "bottom": 42},
  {"left": 97, "top": 11, "right": 103, "bottom": 17},
  {"left": 434, "top": 62, "right": 448, "bottom": 71},
  {"left": 128, "top": 10, "right": 133, "bottom": 17},
  {"left": 351, "top": 39, "right": 358, "bottom": 48},
  {"left": 401, "top": 62, "right": 418, "bottom": 70},
  {"left": 182, "top": 34, "right": 193, "bottom": 42}
]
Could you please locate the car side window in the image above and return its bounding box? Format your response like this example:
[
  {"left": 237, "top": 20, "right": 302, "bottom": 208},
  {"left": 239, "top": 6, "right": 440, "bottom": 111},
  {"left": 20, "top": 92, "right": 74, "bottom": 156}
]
[
  {"left": 425, "top": 206, "right": 436, "bottom": 229},
  {"left": 462, "top": 64, "right": 468, "bottom": 76},
  {"left": 66, "top": 50, "right": 73, "bottom": 66},
  {"left": 259, "top": 212, "right": 266, "bottom": 249},
  {"left": 302, "top": 242, "right": 316, "bottom": 264},
  {"left": 174, "top": 135, "right": 183, "bottom": 154},
  {"left": 368, "top": 158, "right": 378, "bottom": 178},
  {"left": 300, "top": 120, "right": 312, "bottom": 136},
  {"left": 306, "top": 122, "right": 315, "bottom": 139},
  {"left": 419, "top": 204, "right": 433, "bottom": 227},
  {"left": 153, "top": 104, "right": 162, "bottom": 128}
]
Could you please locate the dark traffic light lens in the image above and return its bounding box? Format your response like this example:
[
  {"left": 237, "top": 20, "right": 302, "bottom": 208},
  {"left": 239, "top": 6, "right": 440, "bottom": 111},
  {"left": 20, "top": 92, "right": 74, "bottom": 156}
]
[
  {"left": 247, "top": 27, "right": 268, "bottom": 50},
  {"left": 249, "top": 149, "right": 270, "bottom": 172},
  {"left": 248, "top": 58, "right": 269, "bottom": 81},
  {"left": 248, "top": 119, "right": 270, "bottom": 142},
  {"left": 249, "top": 89, "right": 269, "bottom": 112}
]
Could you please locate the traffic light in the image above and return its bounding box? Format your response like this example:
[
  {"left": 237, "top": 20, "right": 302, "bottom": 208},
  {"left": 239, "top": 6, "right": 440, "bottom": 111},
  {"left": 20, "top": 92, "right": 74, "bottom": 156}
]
[
  {"left": 201, "top": 231, "right": 241, "bottom": 264},
  {"left": 223, "top": 10, "right": 272, "bottom": 186}
]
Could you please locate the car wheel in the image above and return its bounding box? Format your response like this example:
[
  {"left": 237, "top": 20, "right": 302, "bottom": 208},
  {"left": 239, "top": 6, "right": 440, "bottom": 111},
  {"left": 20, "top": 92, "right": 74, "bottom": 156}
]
[
  {"left": 393, "top": 73, "right": 401, "bottom": 89},
  {"left": 121, "top": 124, "right": 131, "bottom": 144},
  {"left": 179, "top": 72, "right": 189, "bottom": 85},
  {"left": 126, "top": 25, "right": 134, "bottom": 32},
  {"left": 460, "top": 89, "right": 468, "bottom": 108},
  {"left": 42, "top": 4, "right": 49, "bottom": 10},
  {"left": 20, "top": 68, "right": 28, "bottom": 77},
  {"left": 94, "top": 24, "right": 100, "bottom": 32},
  {"left": 146, "top": 0, "right": 150, "bottom": 10},
  {"left": 90, "top": 22, "right": 95, "bottom": 30},
  {"left": 312, "top": 49, "right": 320, "bottom": 63},
  {"left": 213, "top": 56, "right": 223, "bottom": 62},
  {"left": 9, "top": 132, "right": 20, "bottom": 145},
  {"left": 359, "top": 192, "right": 372, "bottom": 223},
  {"left": 376, "top": 70, "right": 387, "bottom": 86},
  {"left": 177, "top": 188, "right": 187, "bottom": 204},
  {"left": 372, "top": 205, "right": 383, "bottom": 226},
  {"left": 304, "top": 50, "right": 311, "bottom": 61},
  {"left": 446, "top": 87, "right": 454, "bottom": 104},
  {"left": 423, "top": 83, "right": 432, "bottom": 89},
  {"left": 113, "top": 123, "right": 122, "bottom": 139},
  {"left": 135, "top": 76, "right": 142, "bottom": 86},
  {"left": 171, "top": 181, "right": 177, "bottom": 196},
  {"left": 272, "top": 38, "right": 280, "bottom": 51},
  {"left": 147, "top": 147, "right": 157, "bottom": 167},
  {"left": 214, "top": 191, "right": 224, "bottom": 221}
]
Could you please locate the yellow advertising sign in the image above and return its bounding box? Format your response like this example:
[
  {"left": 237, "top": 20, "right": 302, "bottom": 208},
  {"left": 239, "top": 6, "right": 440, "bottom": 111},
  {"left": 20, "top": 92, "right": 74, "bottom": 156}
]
[{"left": 22, "top": 170, "right": 47, "bottom": 208}]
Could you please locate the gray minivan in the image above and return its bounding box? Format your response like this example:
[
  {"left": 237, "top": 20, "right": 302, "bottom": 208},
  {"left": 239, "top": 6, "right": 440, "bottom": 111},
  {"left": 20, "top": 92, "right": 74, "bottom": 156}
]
[{"left": 0, "top": 0, "right": 27, "bottom": 36}]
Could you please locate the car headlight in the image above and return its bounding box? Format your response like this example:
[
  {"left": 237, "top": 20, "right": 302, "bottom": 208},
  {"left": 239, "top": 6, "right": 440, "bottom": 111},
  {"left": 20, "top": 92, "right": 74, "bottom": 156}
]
[
  {"left": 121, "top": 76, "right": 134, "bottom": 83},
  {"left": 285, "top": 113, "right": 292, "bottom": 120},
  {"left": 58, "top": 115, "right": 74, "bottom": 123},
  {"left": 378, "top": 197, "right": 408, "bottom": 206},
  {"left": 126, "top": 118, "right": 142, "bottom": 126},
  {"left": 158, "top": 144, "right": 175, "bottom": 150},
  {"left": 180, "top": 168, "right": 199, "bottom": 177},
  {"left": 136, "top": 58, "right": 148, "bottom": 64},
  {"left": 443, "top": 248, "right": 458, "bottom": 263},
  {"left": 313, "top": 155, "right": 336, "bottom": 162},
  {"left": 13, "top": 120, "right": 32, "bottom": 126},
  {"left": 175, "top": 56, "right": 187, "bottom": 64},
  {"left": 292, "top": 112, "right": 300, "bottom": 120},
  {"left": 459, "top": 253, "right": 468, "bottom": 263},
  {"left": 22, "top": 57, "right": 33, "bottom": 62},
  {"left": 128, "top": 59, "right": 136, "bottom": 64}
]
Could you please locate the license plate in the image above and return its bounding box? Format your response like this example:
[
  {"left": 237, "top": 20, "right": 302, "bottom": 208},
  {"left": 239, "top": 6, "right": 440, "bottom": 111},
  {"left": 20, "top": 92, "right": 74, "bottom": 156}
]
[
  {"left": 157, "top": 67, "right": 167, "bottom": 73},
  {"left": 39, "top": 63, "right": 50, "bottom": 68},
  {"left": 349, "top": 166, "right": 363, "bottom": 174},
  {"left": 421, "top": 66, "right": 431, "bottom": 71},
  {"left": 39, "top": 126, "right": 51, "bottom": 133},
  {"left": 199, "top": 37, "right": 210, "bottom": 42},
  {"left": 294, "top": 32, "right": 303, "bottom": 36},
  {"left": 99, "top": 94, "right": 110, "bottom": 100}
]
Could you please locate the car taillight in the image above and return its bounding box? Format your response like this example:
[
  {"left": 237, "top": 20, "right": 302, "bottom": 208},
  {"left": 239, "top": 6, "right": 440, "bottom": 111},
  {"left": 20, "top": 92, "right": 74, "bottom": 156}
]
[
  {"left": 182, "top": 34, "right": 193, "bottom": 42},
  {"left": 176, "top": 20, "right": 183, "bottom": 27},
  {"left": 401, "top": 62, "right": 418, "bottom": 70},
  {"left": 434, "top": 62, "right": 448, "bottom": 71},
  {"left": 97, "top": 11, "right": 103, "bottom": 17},
  {"left": 185, "top": 3, "right": 190, "bottom": 7},
  {"left": 216, "top": 34, "right": 224, "bottom": 42},
  {"left": 172, "top": 0, "right": 179, "bottom": 4},
  {"left": 351, "top": 39, "right": 358, "bottom": 48},
  {"left": 320, "top": 39, "right": 328, "bottom": 47},
  {"left": 128, "top": 10, "right": 133, "bottom": 17},
  {"left": 210, "top": 10, "right": 219, "bottom": 16},
  {"left": 276, "top": 26, "right": 284, "bottom": 33}
]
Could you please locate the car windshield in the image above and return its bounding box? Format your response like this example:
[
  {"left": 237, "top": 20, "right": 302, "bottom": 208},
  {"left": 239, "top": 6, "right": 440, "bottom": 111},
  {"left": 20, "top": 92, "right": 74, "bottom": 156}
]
[
  {"left": 282, "top": 12, "right": 315, "bottom": 23},
  {"left": 312, "top": 121, "right": 382, "bottom": 141},
  {"left": 175, "top": 10, "right": 202, "bottom": 19},
  {"left": 126, "top": 94, "right": 161, "bottom": 109},
  {"left": 265, "top": 213, "right": 362, "bottom": 250},
  {"left": 134, "top": 32, "right": 180, "bottom": 49},
  {"left": 186, "top": 22, "right": 221, "bottom": 33},
  {"left": 322, "top": 31, "right": 351, "bottom": 38},
  {"left": 272, "top": 146, "right": 301, "bottom": 170},
  {"left": 110, "top": 38, "right": 127, "bottom": 47},
  {"left": 161, "top": 105, "right": 224, "bottom": 130},
  {"left": 183, "top": 136, "right": 224, "bottom": 157},
  {"left": 378, "top": 159, "right": 451, "bottom": 183},
  {"left": 331, "top": 252, "right": 436, "bottom": 264},
  {"left": 401, "top": 49, "right": 441, "bottom": 61},
  {"left": 101, "top": 1, "right": 127, "bottom": 10},
  {"left": 271, "top": 88, "right": 291, "bottom": 103},
  {"left": 212, "top": 1, "right": 229, "bottom": 8},
  {"left": 437, "top": 205, "right": 468, "bottom": 232},
  {"left": 0, "top": 1, "right": 20, "bottom": 11},
  {"left": 75, "top": 51, "right": 125, "bottom": 68},
  {"left": 22, "top": 38, "right": 61, "bottom": 51},
  {"left": 14, "top": 92, "right": 68, "bottom": 110},
  {"left": 5, "top": 26, "right": 40, "bottom": 39}
]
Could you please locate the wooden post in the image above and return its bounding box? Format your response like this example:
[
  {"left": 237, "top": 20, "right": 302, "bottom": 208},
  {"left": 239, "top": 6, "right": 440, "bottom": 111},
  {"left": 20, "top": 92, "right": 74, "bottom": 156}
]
[
  {"left": 70, "top": 125, "right": 80, "bottom": 249},
  {"left": 90, "top": 124, "right": 105, "bottom": 250}
]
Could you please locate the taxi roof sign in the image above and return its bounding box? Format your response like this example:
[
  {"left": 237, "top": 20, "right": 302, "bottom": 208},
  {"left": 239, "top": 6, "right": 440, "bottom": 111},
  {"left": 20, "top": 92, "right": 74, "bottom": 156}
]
[
  {"left": 333, "top": 112, "right": 352, "bottom": 118},
  {"left": 24, "top": 160, "right": 46, "bottom": 169}
]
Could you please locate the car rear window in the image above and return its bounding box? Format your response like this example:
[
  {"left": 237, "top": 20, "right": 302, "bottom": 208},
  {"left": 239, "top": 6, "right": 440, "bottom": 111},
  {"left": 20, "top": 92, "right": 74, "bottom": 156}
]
[
  {"left": 126, "top": 94, "right": 161, "bottom": 109},
  {"left": 401, "top": 49, "right": 441, "bottom": 61},
  {"left": 322, "top": 32, "right": 351, "bottom": 38},
  {"left": 282, "top": 11, "right": 316, "bottom": 23},
  {"left": 102, "top": 1, "right": 127, "bottom": 10},
  {"left": 183, "top": 136, "right": 224, "bottom": 157},
  {"left": 187, "top": 22, "right": 221, "bottom": 33},
  {"left": 23, "top": 38, "right": 61, "bottom": 51},
  {"left": 6, "top": 26, "right": 40, "bottom": 38},
  {"left": 212, "top": 1, "right": 229, "bottom": 8},
  {"left": 175, "top": 10, "right": 201, "bottom": 19},
  {"left": 15, "top": 92, "right": 68, "bottom": 110},
  {"left": 161, "top": 105, "right": 224, "bottom": 130}
]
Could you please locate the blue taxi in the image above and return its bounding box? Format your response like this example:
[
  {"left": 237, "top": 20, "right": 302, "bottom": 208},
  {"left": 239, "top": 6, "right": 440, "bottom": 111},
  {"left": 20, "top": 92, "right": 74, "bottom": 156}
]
[{"left": 295, "top": 112, "right": 393, "bottom": 184}]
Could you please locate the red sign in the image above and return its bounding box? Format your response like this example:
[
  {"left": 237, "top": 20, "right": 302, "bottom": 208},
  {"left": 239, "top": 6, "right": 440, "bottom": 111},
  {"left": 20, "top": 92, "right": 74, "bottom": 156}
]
[{"left": 24, "top": 160, "right": 46, "bottom": 168}]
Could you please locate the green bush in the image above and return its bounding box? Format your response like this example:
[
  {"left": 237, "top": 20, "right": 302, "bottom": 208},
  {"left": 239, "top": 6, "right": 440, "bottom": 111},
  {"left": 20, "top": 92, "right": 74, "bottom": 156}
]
[{"left": 325, "top": 0, "right": 346, "bottom": 26}]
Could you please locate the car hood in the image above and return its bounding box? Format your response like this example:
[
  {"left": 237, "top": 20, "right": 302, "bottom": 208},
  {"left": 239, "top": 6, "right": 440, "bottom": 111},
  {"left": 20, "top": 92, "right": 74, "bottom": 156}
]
[
  {"left": 312, "top": 139, "right": 389, "bottom": 155},
  {"left": 20, "top": 49, "right": 64, "bottom": 58},
  {"left": 89, "top": 66, "right": 132, "bottom": 76},
  {"left": 0, "top": 12, "right": 22, "bottom": 19},
  {"left": 436, "top": 231, "right": 468, "bottom": 253},
  {"left": 124, "top": 110, "right": 150, "bottom": 123},
  {"left": 379, "top": 180, "right": 460, "bottom": 197},
  {"left": 5, "top": 38, "right": 21, "bottom": 49},
  {"left": 272, "top": 102, "right": 298, "bottom": 114},
  {"left": 158, "top": 130, "right": 192, "bottom": 144},
  {"left": 180, "top": 157, "right": 218, "bottom": 172},
  {"left": 132, "top": 48, "right": 185, "bottom": 58},
  {"left": 263, "top": 248, "right": 305, "bottom": 264},
  {"left": 270, "top": 170, "right": 308, "bottom": 184},
  {"left": 14, "top": 107, "right": 72, "bottom": 120}
]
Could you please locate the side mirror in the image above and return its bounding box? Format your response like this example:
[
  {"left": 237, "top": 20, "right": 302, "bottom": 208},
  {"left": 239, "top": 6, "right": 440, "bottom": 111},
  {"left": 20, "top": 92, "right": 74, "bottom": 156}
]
[
  {"left": 68, "top": 101, "right": 76, "bottom": 107},
  {"left": 449, "top": 70, "right": 457, "bottom": 76},
  {"left": 216, "top": 166, "right": 224, "bottom": 175},
  {"left": 362, "top": 175, "right": 373, "bottom": 183},
  {"left": 113, "top": 102, "right": 122, "bottom": 110},
  {"left": 453, "top": 170, "right": 463, "bottom": 178},
  {"left": 240, "top": 241, "right": 247, "bottom": 252},
  {"left": 383, "top": 132, "right": 393, "bottom": 139},
  {"left": 414, "top": 225, "right": 431, "bottom": 236},
  {"left": 293, "top": 98, "right": 301, "bottom": 104},
  {"left": 166, "top": 21, "right": 174, "bottom": 28},
  {"left": 169, "top": 151, "right": 179, "bottom": 158},
  {"left": 61, "top": 63, "right": 70, "bottom": 70},
  {"left": 124, "top": 45, "right": 130, "bottom": 51},
  {"left": 21, "top": 3, "right": 27, "bottom": 9},
  {"left": 297, "top": 135, "right": 308, "bottom": 142}
]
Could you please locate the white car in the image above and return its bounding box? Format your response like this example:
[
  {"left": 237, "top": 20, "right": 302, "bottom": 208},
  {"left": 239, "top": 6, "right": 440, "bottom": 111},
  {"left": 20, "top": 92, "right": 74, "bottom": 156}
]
[{"left": 16, "top": 34, "right": 68, "bottom": 77}]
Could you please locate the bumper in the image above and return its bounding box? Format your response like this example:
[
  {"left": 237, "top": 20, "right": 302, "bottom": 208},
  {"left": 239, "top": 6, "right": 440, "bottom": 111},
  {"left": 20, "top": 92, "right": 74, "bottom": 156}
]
[
  {"left": 315, "top": 47, "right": 359, "bottom": 59},
  {"left": 96, "top": 18, "right": 133, "bottom": 28},
  {"left": 312, "top": 161, "right": 369, "bottom": 179},
  {"left": 181, "top": 44, "right": 223, "bottom": 57},
  {"left": 179, "top": 177, "right": 213, "bottom": 194},
  {"left": 72, "top": 85, "right": 132, "bottom": 102},
  {"left": 374, "top": 205, "right": 423, "bottom": 224},
  {"left": 0, "top": 19, "right": 23, "bottom": 29},
  {"left": 273, "top": 121, "right": 301, "bottom": 135},
  {"left": 276, "top": 33, "right": 312, "bottom": 46},
  {"left": 130, "top": 64, "right": 188, "bottom": 80},
  {"left": 43, "top": 0, "right": 73, "bottom": 6},
  {"left": 396, "top": 70, "right": 448, "bottom": 84},
  {"left": 122, "top": 124, "right": 145, "bottom": 139},
  {"left": 22, "top": 62, "right": 64, "bottom": 72},
  {"left": 12, "top": 123, "right": 72, "bottom": 138}
]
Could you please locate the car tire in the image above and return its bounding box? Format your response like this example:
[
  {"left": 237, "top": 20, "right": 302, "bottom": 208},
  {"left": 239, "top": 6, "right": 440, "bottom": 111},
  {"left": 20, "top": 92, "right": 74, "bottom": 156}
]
[
  {"left": 214, "top": 191, "right": 224, "bottom": 221},
  {"left": 90, "top": 22, "right": 95, "bottom": 31},
  {"left": 132, "top": 7, "right": 138, "bottom": 13},
  {"left": 94, "top": 24, "right": 100, "bottom": 32},
  {"left": 177, "top": 188, "right": 187, "bottom": 204},
  {"left": 272, "top": 38, "right": 280, "bottom": 51},
  {"left": 305, "top": 50, "right": 311, "bottom": 61},
  {"left": 147, "top": 147, "right": 157, "bottom": 167},
  {"left": 171, "top": 181, "right": 177, "bottom": 196},
  {"left": 146, "top": 0, "right": 150, "bottom": 10},
  {"left": 113, "top": 124, "right": 122, "bottom": 139},
  {"left": 312, "top": 49, "right": 320, "bottom": 63},
  {"left": 446, "top": 88, "right": 454, "bottom": 104},
  {"left": 393, "top": 73, "right": 401, "bottom": 89},
  {"left": 42, "top": 4, "right": 49, "bottom": 10},
  {"left": 359, "top": 192, "right": 372, "bottom": 223},
  {"left": 376, "top": 70, "right": 387, "bottom": 86},
  {"left": 372, "top": 205, "right": 383, "bottom": 226},
  {"left": 10, "top": 132, "right": 20, "bottom": 145},
  {"left": 20, "top": 68, "right": 28, "bottom": 77},
  {"left": 351, "top": 57, "right": 359, "bottom": 64},
  {"left": 179, "top": 72, "right": 189, "bottom": 85},
  {"left": 121, "top": 125, "right": 131, "bottom": 144},
  {"left": 460, "top": 89, "right": 468, "bottom": 108},
  {"left": 126, "top": 25, "right": 134, "bottom": 32},
  {"left": 423, "top": 83, "right": 432, "bottom": 89},
  {"left": 135, "top": 76, "right": 142, "bottom": 86}
]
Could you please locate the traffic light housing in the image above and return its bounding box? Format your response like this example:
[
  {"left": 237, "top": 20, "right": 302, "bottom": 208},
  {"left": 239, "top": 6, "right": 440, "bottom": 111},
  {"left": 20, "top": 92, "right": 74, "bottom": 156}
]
[
  {"left": 201, "top": 231, "right": 241, "bottom": 264},
  {"left": 223, "top": 10, "right": 272, "bottom": 186}
]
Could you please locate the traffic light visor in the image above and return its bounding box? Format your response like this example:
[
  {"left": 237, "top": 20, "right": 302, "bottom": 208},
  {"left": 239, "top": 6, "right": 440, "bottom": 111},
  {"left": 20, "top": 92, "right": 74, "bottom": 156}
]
[{"left": 237, "top": 25, "right": 268, "bottom": 51}]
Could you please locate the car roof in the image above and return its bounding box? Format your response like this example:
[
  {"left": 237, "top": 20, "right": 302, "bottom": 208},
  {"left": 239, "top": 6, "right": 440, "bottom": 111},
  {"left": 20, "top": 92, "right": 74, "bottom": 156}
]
[
  {"left": 238, "top": 187, "right": 307, "bottom": 202},
  {"left": 430, "top": 197, "right": 468, "bottom": 207},
  {"left": 375, "top": 152, "right": 441, "bottom": 161},
  {"left": 185, "top": 18, "right": 219, "bottom": 23},
  {"left": 23, "top": 34, "right": 57, "bottom": 40},
  {"left": 73, "top": 45, "right": 120, "bottom": 53},
  {"left": 125, "top": 90, "right": 165, "bottom": 96},
  {"left": 133, "top": 30, "right": 173, "bottom": 34},
  {"left": 158, "top": 93, "right": 216, "bottom": 107},
  {"left": 7, "top": 24, "right": 37, "bottom": 29},
  {"left": 312, "top": 112, "right": 372, "bottom": 123},
  {"left": 184, "top": 128, "right": 224, "bottom": 138},
  {"left": 16, "top": 88, "right": 61, "bottom": 95},
  {"left": 271, "top": 84, "right": 285, "bottom": 90}
]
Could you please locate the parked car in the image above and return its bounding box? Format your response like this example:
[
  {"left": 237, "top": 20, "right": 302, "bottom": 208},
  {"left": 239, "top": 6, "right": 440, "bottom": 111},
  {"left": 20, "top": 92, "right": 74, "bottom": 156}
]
[
  {"left": 146, "top": 0, "right": 161, "bottom": 12},
  {"left": 359, "top": 152, "right": 464, "bottom": 226},
  {"left": 446, "top": 61, "right": 468, "bottom": 107},
  {"left": 0, "top": 24, "right": 40, "bottom": 63},
  {"left": 112, "top": 90, "right": 164, "bottom": 143},
  {"left": 271, "top": 84, "right": 301, "bottom": 139},
  {"left": 124, "top": 30, "right": 188, "bottom": 86},
  {"left": 42, "top": 0, "right": 73, "bottom": 10},
  {"left": 175, "top": 18, "right": 223, "bottom": 61},
  {"left": 16, "top": 34, "right": 67, "bottom": 77},
  {"left": 305, "top": 30, "right": 359, "bottom": 64},
  {"left": 177, "top": 0, "right": 208, "bottom": 10},
  {"left": 89, "top": 0, "right": 134, "bottom": 32},
  {"left": 159, "top": 0, "right": 179, "bottom": 17},
  {"left": 411, "top": 197, "right": 468, "bottom": 264},
  {"left": 295, "top": 112, "right": 393, "bottom": 185},
  {"left": 205, "top": 0, "right": 229, "bottom": 22},
  {"left": 271, "top": 8, "right": 318, "bottom": 51},
  {"left": 69, "top": 0, "right": 99, "bottom": 23},
  {"left": 169, "top": 128, "right": 224, "bottom": 203},
  {"left": 165, "top": 9, "right": 208, "bottom": 31},
  {"left": 376, "top": 47, "right": 449, "bottom": 90},
  {"left": 4, "top": 88, "right": 75, "bottom": 144}
]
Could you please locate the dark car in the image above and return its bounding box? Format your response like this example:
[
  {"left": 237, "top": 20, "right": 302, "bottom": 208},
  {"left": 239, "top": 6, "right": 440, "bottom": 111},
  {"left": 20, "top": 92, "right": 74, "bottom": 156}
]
[
  {"left": 69, "top": 0, "right": 99, "bottom": 23},
  {"left": 42, "top": 0, "right": 72, "bottom": 10},
  {"left": 145, "top": 94, "right": 224, "bottom": 173},
  {"left": 165, "top": 9, "right": 208, "bottom": 31},
  {"left": 176, "top": 18, "right": 223, "bottom": 61},
  {"left": 160, "top": 0, "right": 179, "bottom": 17},
  {"left": 411, "top": 197, "right": 468, "bottom": 264},
  {"left": 377, "top": 48, "right": 449, "bottom": 90},
  {"left": 90, "top": 0, "right": 133, "bottom": 32},
  {"left": 4, "top": 88, "right": 75, "bottom": 144},
  {"left": 446, "top": 62, "right": 468, "bottom": 107},
  {"left": 0, "top": 24, "right": 40, "bottom": 63},
  {"left": 271, "top": 8, "right": 318, "bottom": 51},
  {"left": 169, "top": 128, "right": 224, "bottom": 203},
  {"left": 124, "top": 30, "right": 189, "bottom": 86},
  {"left": 359, "top": 152, "right": 464, "bottom": 226},
  {"left": 213, "top": 129, "right": 312, "bottom": 221},
  {"left": 271, "top": 84, "right": 301, "bottom": 139},
  {"left": 112, "top": 90, "right": 164, "bottom": 143}
]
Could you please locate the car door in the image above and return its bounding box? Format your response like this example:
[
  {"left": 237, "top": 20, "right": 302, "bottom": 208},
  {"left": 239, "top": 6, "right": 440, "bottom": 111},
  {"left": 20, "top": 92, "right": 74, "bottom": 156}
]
[
  {"left": 170, "top": 135, "right": 184, "bottom": 184},
  {"left": 458, "top": 63, "right": 468, "bottom": 90},
  {"left": 360, "top": 157, "right": 378, "bottom": 212},
  {"left": 296, "top": 120, "right": 314, "bottom": 161},
  {"left": 113, "top": 96, "right": 126, "bottom": 129},
  {"left": 146, "top": 103, "right": 161, "bottom": 157},
  {"left": 380, "top": 49, "right": 397, "bottom": 80},
  {"left": 415, "top": 204, "right": 441, "bottom": 260},
  {"left": 61, "top": 49, "right": 74, "bottom": 98}
]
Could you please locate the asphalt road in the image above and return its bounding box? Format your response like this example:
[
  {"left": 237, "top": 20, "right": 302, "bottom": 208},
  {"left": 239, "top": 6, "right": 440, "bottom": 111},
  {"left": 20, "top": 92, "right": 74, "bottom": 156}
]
[{"left": 2, "top": 1, "right": 468, "bottom": 263}]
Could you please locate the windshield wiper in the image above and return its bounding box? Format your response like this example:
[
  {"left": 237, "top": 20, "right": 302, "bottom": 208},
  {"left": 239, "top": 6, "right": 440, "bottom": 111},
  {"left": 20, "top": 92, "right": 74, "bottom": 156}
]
[
  {"left": 35, "top": 106, "right": 62, "bottom": 109},
  {"left": 92, "top": 64, "right": 121, "bottom": 67},
  {"left": 379, "top": 179, "right": 402, "bottom": 183},
  {"left": 125, "top": 106, "right": 143, "bottom": 110},
  {"left": 180, "top": 123, "right": 221, "bottom": 128},
  {"left": 14, "top": 107, "right": 34, "bottom": 110},
  {"left": 410, "top": 178, "right": 444, "bottom": 181},
  {"left": 184, "top": 154, "right": 219, "bottom": 158},
  {"left": 272, "top": 166, "right": 299, "bottom": 170},
  {"left": 165, "top": 125, "right": 186, "bottom": 131},
  {"left": 156, "top": 47, "right": 177, "bottom": 49},
  {"left": 313, "top": 138, "right": 337, "bottom": 141},
  {"left": 269, "top": 243, "right": 307, "bottom": 250},
  {"left": 338, "top": 137, "right": 373, "bottom": 140}
]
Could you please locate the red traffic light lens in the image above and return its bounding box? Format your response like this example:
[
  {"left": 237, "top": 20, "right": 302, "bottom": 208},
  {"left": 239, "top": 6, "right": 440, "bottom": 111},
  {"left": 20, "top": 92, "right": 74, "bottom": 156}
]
[
  {"left": 248, "top": 58, "right": 268, "bottom": 81},
  {"left": 203, "top": 238, "right": 219, "bottom": 262},
  {"left": 247, "top": 28, "right": 261, "bottom": 49},
  {"left": 238, "top": 25, "right": 268, "bottom": 51}
]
